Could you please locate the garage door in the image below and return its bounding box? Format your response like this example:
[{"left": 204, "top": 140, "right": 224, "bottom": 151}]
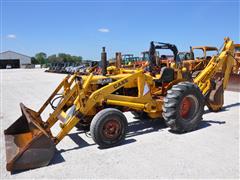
[{"left": 0, "top": 59, "right": 20, "bottom": 69}]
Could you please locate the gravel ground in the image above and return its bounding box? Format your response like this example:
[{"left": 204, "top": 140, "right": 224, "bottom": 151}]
[{"left": 0, "top": 69, "right": 239, "bottom": 179}]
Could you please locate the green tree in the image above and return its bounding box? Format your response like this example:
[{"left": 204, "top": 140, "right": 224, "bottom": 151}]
[
  {"left": 58, "top": 53, "right": 69, "bottom": 62},
  {"left": 48, "top": 54, "right": 59, "bottom": 63},
  {"left": 47, "top": 53, "right": 83, "bottom": 64},
  {"left": 35, "top": 52, "right": 47, "bottom": 65},
  {"left": 31, "top": 57, "right": 39, "bottom": 64},
  {"left": 72, "top": 56, "right": 82, "bottom": 63}
]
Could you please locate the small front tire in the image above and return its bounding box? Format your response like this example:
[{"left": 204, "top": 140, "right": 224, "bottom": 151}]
[{"left": 90, "top": 108, "right": 128, "bottom": 148}]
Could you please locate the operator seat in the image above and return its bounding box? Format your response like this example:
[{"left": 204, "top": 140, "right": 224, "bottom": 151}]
[{"left": 154, "top": 67, "right": 175, "bottom": 86}]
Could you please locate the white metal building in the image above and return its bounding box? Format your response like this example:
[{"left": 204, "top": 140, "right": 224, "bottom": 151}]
[{"left": 0, "top": 51, "right": 31, "bottom": 69}]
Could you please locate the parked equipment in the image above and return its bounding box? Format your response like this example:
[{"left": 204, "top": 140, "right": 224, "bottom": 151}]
[
  {"left": 223, "top": 44, "right": 240, "bottom": 92},
  {"left": 4, "top": 38, "right": 236, "bottom": 172}
]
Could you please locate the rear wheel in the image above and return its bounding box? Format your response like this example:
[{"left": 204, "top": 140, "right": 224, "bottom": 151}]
[
  {"left": 163, "top": 82, "right": 204, "bottom": 133},
  {"left": 90, "top": 108, "right": 128, "bottom": 148}
]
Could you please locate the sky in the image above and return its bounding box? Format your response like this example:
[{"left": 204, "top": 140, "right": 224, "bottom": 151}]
[{"left": 1, "top": 0, "right": 239, "bottom": 60}]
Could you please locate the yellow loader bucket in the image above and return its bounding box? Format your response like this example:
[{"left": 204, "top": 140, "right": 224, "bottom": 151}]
[{"left": 4, "top": 103, "right": 55, "bottom": 172}]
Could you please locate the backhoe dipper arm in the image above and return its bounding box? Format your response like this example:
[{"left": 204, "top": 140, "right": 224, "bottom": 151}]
[
  {"left": 149, "top": 41, "right": 179, "bottom": 73},
  {"left": 194, "top": 37, "right": 235, "bottom": 95},
  {"left": 150, "top": 41, "right": 179, "bottom": 60}
]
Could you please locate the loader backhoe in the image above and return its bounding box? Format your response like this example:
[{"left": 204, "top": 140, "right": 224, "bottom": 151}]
[
  {"left": 140, "top": 42, "right": 217, "bottom": 74},
  {"left": 4, "top": 37, "right": 235, "bottom": 172}
]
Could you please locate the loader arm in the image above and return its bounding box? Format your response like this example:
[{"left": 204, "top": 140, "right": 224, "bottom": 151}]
[
  {"left": 54, "top": 70, "right": 155, "bottom": 143},
  {"left": 81, "top": 70, "right": 144, "bottom": 113}
]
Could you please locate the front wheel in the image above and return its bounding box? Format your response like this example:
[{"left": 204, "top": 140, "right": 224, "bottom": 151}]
[
  {"left": 163, "top": 82, "right": 204, "bottom": 133},
  {"left": 90, "top": 108, "right": 128, "bottom": 148}
]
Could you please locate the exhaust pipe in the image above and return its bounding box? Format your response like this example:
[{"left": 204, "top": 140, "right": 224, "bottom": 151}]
[
  {"left": 101, "top": 47, "right": 107, "bottom": 75},
  {"left": 116, "top": 52, "right": 122, "bottom": 69},
  {"left": 149, "top": 41, "right": 156, "bottom": 76}
]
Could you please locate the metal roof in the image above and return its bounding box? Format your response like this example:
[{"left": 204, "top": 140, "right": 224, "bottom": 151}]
[
  {"left": 192, "top": 46, "right": 218, "bottom": 51},
  {"left": 0, "top": 51, "right": 31, "bottom": 59}
]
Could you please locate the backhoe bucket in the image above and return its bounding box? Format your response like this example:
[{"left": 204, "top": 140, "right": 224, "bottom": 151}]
[{"left": 4, "top": 103, "right": 55, "bottom": 172}]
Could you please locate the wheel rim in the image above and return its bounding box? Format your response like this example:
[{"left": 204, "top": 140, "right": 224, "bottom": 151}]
[
  {"left": 103, "top": 119, "right": 121, "bottom": 140},
  {"left": 180, "top": 95, "right": 199, "bottom": 119}
]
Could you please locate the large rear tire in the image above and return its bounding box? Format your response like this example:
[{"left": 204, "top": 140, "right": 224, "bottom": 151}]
[
  {"left": 163, "top": 82, "right": 204, "bottom": 133},
  {"left": 90, "top": 108, "right": 128, "bottom": 148}
]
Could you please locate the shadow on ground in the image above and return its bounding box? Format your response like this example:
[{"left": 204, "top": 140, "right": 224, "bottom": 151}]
[
  {"left": 11, "top": 102, "right": 239, "bottom": 174},
  {"left": 126, "top": 118, "right": 167, "bottom": 138},
  {"left": 48, "top": 120, "right": 160, "bottom": 168},
  {"left": 50, "top": 148, "right": 66, "bottom": 165},
  {"left": 58, "top": 132, "right": 95, "bottom": 153},
  {"left": 197, "top": 120, "right": 226, "bottom": 130},
  {"left": 59, "top": 118, "right": 166, "bottom": 151},
  {"left": 58, "top": 101, "right": 238, "bottom": 152}
]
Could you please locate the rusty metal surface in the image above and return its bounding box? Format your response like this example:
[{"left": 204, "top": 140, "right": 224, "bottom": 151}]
[
  {"left": 101, "top": 47, "right": 107, "bottom": 75},
  {"left": 209, "top": 80, "right": 224, "bottom": 106},
  {"left": 4, "top": 103, "right": 55, "bottom": 172},
  {"left": 115, "top": 52, "right": 122, "bottom": 69}
]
